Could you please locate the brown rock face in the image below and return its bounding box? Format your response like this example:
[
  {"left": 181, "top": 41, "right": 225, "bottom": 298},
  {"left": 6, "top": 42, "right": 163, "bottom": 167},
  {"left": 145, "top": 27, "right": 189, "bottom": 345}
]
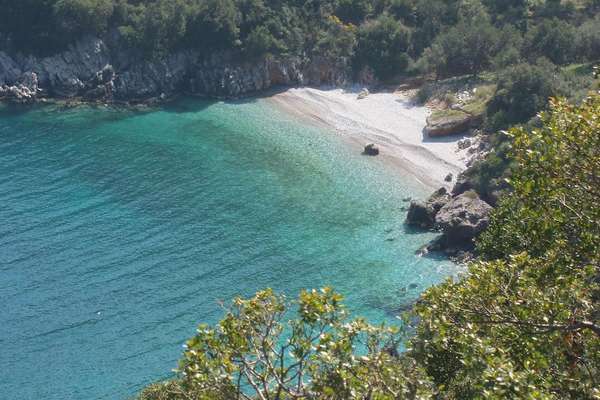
[{"left": 424, "top": 112, "right": 483, "bottom": 137}]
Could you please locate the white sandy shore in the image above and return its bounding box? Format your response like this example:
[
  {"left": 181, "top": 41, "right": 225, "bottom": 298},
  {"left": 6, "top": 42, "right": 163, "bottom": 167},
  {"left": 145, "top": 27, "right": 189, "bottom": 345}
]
[{"left": 269, "top": 87, "right": 471, "bottom": 190}]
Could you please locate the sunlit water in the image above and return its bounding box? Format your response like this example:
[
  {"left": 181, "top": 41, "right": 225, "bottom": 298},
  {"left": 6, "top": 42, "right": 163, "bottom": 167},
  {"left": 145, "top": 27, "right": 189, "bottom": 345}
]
[{"left": 0, "top": 98, "right": 456, "bottom": 399}]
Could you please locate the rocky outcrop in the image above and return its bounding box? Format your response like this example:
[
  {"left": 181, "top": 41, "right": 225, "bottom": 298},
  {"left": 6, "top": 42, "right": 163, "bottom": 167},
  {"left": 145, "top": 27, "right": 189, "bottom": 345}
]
[
  {"left": 0, "top": 36, "right": 350, "bottom": 104},
  {"left": 406, "top": 188, "right": 492, "bottom": 255},
  {"left": 0, "top": 71, "right": 39, "bottom": 103},
  {"left": 424, "top": 111, "right": 483, "bottom": 137},
  {"left": 431, "top": 191, "right": 493, "bottom": 252},
  {"left": 406, "top": 187, "right": 451, "bottom": 229}
]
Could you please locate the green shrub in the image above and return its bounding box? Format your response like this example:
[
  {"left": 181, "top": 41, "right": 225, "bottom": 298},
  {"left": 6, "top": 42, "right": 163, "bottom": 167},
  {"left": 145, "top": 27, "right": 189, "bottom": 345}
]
[
  {"left": 354, "top": 14, "right": 412, "bottom": 79},
  {"left": 524, "top": 19, "right": 577, "bottom": 65},
  {"left": 486, "top": 60, "right": 558, "bottom": 130}
]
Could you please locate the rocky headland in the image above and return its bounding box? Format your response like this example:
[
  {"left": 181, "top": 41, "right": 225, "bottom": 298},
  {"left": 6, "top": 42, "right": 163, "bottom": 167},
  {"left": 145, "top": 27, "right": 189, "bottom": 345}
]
[{"left": 0, "top": 36, "right": 348, "bottom": 104}]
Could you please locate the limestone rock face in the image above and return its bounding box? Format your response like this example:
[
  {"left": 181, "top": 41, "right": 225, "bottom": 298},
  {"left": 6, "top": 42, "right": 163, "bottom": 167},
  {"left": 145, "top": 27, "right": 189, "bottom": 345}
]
[
  {"left": 0, "top": 52, "right": 22, "bottom": 84},
  {"left": 434, "top": 192, "right": 493, "bottom": 246},
  {"left": 0, "top": 71, "right": 39, "bottom": 103},
  {"left": 0, "top": 35, "right": 350, "bottom": 103}
]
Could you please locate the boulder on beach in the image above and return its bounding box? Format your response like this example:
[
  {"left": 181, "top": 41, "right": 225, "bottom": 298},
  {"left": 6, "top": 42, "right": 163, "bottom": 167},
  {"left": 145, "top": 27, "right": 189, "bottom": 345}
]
[
  {"left": 363, "top": 143, "right": 380, "bottom": 156},
  {"left": 424, "top": 111, "right": 483, "bottom": 137}
]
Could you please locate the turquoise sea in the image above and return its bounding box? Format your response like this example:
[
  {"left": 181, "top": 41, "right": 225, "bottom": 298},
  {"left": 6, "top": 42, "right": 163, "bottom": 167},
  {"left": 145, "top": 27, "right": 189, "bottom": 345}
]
[{"left": 0, "top": 98, "right": 456, "bottom": 399}]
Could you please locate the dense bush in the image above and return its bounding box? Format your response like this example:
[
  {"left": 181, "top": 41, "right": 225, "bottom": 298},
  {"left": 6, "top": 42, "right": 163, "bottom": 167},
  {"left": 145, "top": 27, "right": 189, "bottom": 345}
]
[
  {"left": 523, "top": 19, "right": 577, "bottom": 65},
  {"left": 419, "top": 12, "right": 504, "bottom": 77},
  {"left": 418, "top": 98, "right": 599, "bottom": 397},
  {"left": 354, "top": 14, "right": 412, "bottom": 79},
  {"left": 576, "top": 16, "right": 600, "bottom": 62},
  {"left": 485, "top": 60, "right": 559, "bottom": 130},
  {"left": 0, "top": 0, "right": 597, "bottom": 82},
  {"left": 144, "top": 288, "right": 432, "bottom": 399}
]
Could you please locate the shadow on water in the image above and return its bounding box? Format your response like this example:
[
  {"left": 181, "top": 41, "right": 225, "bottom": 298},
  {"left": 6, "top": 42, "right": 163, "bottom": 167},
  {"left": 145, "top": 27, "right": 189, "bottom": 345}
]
[
  {"left": 161, "top": 86, "right": 292, "bottom": 114},
  {"left": 161, "top": 96, "right": 215, "bottom": 114}
]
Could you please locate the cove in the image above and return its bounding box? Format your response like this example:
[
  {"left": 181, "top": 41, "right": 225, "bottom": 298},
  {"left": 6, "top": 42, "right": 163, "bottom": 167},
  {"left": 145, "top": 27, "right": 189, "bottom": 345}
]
[{"left": 0, "top": 97, "right": 457, "bottom": 399}]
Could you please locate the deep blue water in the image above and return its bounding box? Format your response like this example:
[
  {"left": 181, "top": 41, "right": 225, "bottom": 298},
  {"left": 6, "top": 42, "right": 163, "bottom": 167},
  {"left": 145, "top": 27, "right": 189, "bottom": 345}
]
[{"left": 0, "top": 98, "right": 456, "bottom": 399}]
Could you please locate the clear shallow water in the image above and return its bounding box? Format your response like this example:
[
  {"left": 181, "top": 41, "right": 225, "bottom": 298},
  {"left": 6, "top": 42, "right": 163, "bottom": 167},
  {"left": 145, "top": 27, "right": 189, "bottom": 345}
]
[{"left": 0, "top": 98, "right": 456, "bottom": 399}]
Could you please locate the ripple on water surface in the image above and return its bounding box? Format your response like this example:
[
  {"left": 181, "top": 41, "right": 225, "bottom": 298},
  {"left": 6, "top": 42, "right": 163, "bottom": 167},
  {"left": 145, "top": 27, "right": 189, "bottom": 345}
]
[{"left": 0, "top": 98, "right": 457, "bottom": 399}]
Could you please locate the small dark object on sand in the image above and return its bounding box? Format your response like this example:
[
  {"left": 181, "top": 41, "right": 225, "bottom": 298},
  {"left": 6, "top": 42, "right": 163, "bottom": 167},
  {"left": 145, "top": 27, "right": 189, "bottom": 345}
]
[{"left": 363, "top": 143, "right": 380, "bottom": 156}]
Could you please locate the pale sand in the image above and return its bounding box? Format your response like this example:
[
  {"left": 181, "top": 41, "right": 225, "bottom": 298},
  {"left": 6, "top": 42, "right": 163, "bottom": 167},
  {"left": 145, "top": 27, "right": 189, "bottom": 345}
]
[{"left": 268, "top": 87, "right": 471, "bottom": 190}]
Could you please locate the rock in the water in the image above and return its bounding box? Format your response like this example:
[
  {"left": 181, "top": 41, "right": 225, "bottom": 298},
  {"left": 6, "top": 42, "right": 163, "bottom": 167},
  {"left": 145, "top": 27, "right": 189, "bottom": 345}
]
[
  {"left": 428, "top": 187, "right": 452, "bottom": 212},
  {"left": 405, "top": 187, "right": 451, "bottom": 229},
  {"left": 363, "top": 143, "right": 380, "bottom": 156},
  {"left": 406, "top": 201, "right": 435, "bottom": 228},
  {"left": 434, "top": 191, "right": 493, "bottom": 247},
  {"left": 444, "top": 173, "right": 453, "bottom": 182}
]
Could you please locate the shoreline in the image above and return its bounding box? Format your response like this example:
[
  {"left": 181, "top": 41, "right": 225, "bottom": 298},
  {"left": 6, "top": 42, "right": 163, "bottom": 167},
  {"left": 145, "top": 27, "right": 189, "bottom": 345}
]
[
  {"left": 267, "top": 87, "right": 470, "bottom": 191},
  {"left": 2, "top": 84, "right": 471, "bottom": 191}
]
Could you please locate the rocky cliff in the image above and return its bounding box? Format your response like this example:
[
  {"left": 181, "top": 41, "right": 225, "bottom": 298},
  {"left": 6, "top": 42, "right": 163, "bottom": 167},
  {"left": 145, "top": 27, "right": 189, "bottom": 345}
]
[{"left": 0, "top": 36, "right": 349, "bottom": 104}]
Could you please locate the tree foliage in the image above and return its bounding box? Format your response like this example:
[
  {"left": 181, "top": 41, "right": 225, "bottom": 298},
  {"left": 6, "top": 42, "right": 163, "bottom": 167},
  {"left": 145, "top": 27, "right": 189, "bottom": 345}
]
[
  {"left": 175, "top": 288, "right": 432, "bottom": 399},
  {"left": 354, "top": 14, "right": 412, "bottom": 79},
  {"left": 416, "top": 95, "right": 600, "bottom": 399},
  {"left": 0, "top": 0, "right": 598, "bottom": 81}
]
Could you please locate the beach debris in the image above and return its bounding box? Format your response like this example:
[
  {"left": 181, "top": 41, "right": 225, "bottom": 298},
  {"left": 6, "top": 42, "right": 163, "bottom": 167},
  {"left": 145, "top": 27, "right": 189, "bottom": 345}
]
[
  {"left": 457, "top": 138, "right": 472, "bottom": 150},
  {"left": 363, "top": 143, "right": 380, "bottom": 156},
  {"left": 357, "top": 88, "right": 369, "bottom": 100}
]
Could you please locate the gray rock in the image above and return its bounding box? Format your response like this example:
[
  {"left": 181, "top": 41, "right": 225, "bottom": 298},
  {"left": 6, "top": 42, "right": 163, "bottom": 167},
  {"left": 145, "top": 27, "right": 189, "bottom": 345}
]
[
  {"left": 425, "top": 112, "right": 483, "bottom": 137},
  {"left": 406, "top": 201, "right": 435, "bottom": 228},
  {"left": 434, "top": 191, "right": 493, "bottom": 246},
  {"left": 405, "top": 187, "right": 451, "bottom": 229},
  {"left": 0, "top": 35, "right": 350, "bottom": 104},
  {"left": 0, "top": 71, "right": 39, "bottom": 103},
  {"left": 444, "top": 173, "right": 453, "bottom": 182},
  {"left": 363, "top": 143, "right": 380, "bottom": 156},
  {"left": 0, "top": 52, "right": 22, "bottom": 84}
]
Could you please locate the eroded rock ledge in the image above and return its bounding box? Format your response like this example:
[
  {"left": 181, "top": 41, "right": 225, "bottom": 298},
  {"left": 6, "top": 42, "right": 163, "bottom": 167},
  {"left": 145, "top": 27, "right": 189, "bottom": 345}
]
[{"left": 0, "top": 36, "right": 349, "bottom": 104}]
